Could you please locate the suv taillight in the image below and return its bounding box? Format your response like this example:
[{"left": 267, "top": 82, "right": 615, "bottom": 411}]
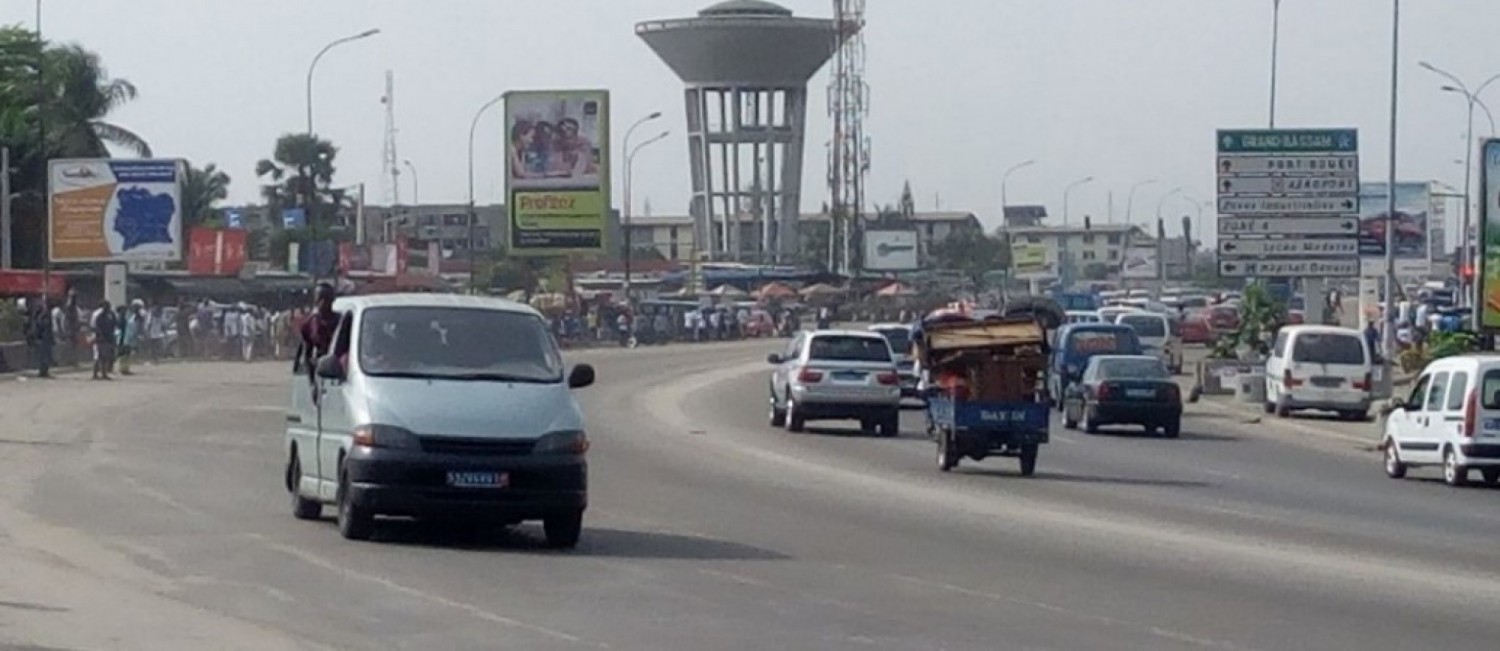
[
  {"left": 876, "top": 372, "right": 899, "bottom": 386},
  {"left": 1464, "top": 389, "right": 1479, "bottom": 438},
  {"left": 798, "top": 368, "right": 824, "bottom": 383},
  {"left": 1352, "top": 373, "right": 1372, "bottom": 392},
  {"left": 1284, "top": 369, "right": 1304, "bottom": 388}
]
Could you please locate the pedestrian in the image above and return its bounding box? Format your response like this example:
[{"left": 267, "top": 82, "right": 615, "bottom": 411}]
[
  {"left": 223, "top": 304, "right": 242, "bottom": 360},
  {"left": 240, "top": 306, "right": 258, "bottom": 362},
  {"left": 53, "top": 292, "right": 80, "bottom": 366},
  {"left": 145, "top": 305, "right": 166, "bottom": 363},
  {"left": 25, "top": 297, "right": 54, "bottom": 378},
  {"left": 1364, "top": 320, "right": 1382, "bottom": 364},
  {"left": 89, "top": 300, "right": 118, "bottom": 380},
  {"left": 298, "top": 283, "right": 342, "bottom": 400},
  {"left": 653, "top": 311, "right": 669, "bottom": 345},
  {"left": 117, "top": 300, "right": 142, "bottom": 376}
]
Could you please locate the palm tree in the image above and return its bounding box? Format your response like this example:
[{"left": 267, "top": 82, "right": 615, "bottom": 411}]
[
  {"left": 180, "top": 163, "right": 231, "bottom": 229},
  {"left": 0, "top": 27, "right": 151, "bottom": 268}
]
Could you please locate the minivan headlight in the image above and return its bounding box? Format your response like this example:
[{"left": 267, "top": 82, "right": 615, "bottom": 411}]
[
  {"left": 534, "top": 430, "right": 590, "bottom": 456},
  {"left": 352, "top": 424, "right": 419, "bottom": 449}
]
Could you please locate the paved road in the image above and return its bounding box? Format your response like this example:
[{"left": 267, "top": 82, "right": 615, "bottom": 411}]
[{"left": 2, "top": 341, "right": 1499, "bottom": 650}]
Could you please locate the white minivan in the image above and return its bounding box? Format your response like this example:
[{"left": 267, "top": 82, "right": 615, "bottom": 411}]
[
  {"left": 1382, "top": 355, "right": 1500, "bottom": 486},
  {"left": 1264, "top": 325, "right": 1373, "bottom": 421},
  {"left": 284, "top": 293, "right": 596, "bottom": 546},
  {"left": 1114, "top": 312, "right": 1182, "bottom": 374}
]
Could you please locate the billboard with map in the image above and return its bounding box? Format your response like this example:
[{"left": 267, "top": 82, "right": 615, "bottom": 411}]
[{"left": 48, "top": 159, "right": 183, "bottom": 262}]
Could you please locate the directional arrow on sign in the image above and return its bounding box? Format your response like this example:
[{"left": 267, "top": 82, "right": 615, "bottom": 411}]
[
  {"left": 1218, "top": 196, "right": 1358, "bottom": 215},
  {"left": 1218, "top": 217, "right": 1359, "bottom": 235},
  {"left": 1218, "top": 237, "right": 1360, "bottom": 256}
]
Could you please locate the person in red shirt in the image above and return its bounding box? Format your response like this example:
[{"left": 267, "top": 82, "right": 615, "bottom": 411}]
[{"left": 298, "top": 283, "right": 341, "bottom": 387}]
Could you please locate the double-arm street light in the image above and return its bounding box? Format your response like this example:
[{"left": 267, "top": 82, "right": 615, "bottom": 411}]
[
  {"left": 1418, "top": 60, "right": 1500, "bottom": 307},
  {"left": 621, "top": 112, "right": 665, "bottom": 302}
]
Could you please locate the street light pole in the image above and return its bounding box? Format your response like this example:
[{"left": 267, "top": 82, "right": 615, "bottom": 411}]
[
  {"left": 620, "top": 111, "right": 663, "bottom": 302},
  {"left": 467, "top": 92, "right": 506, "bottom": 294},
  {"left": 1125, "top": 178, "right": 1158, "bottom": 225},
  {"left": 304, "top": 27, "right": 379, "bottom": 260},
  {"left": 1419, "top": 62, "right": 1500, "bottom": 309},
  {"left": 1270, "top": 0, "right": 1282, "bottom": 127},
  {"left": 623, "top": 130, "right": 670, "bottom": 303},
  {"left": 1061, "top": 176, "right": 1094, "bottom": 287},
  {"left": 1385, "top": 0, "right": 1401, "bottom": 363},
  {"left": 1000, "top": 159, "right": 1035, "bottom": 224},
  {"left": 402, "top": 160, "right": 419, "bottom": 204}
]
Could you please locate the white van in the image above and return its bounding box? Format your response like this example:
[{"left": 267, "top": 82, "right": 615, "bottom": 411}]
[
  {"left": 1264, "top": 325, "right": 1373, "bottom": 420},
  {"left": 1115, "top": 312, "right": 1182, "bottom": 374},
  {"left": 1382, "top": 355, "right": 1500, "bottom": 486}
]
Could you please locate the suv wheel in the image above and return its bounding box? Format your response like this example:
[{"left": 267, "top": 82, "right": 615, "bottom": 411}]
[
  {"left": 878, "top": 410, "right": 900, "bottom": 438},
  {"left": 1443, "top": 447, "right": 1469, "bottom": 487},
  {"left": 543, "top": 509, "right": 584, "bottom": 549},
  {"left": 1383, "top": 441, "right": 1407, "bottom": 479},
  {"left": 768, "top": 388, "right": 787, "bottom": 428},
  {"left": 786, "top": 395, "right": 806, "bottom": 433}
]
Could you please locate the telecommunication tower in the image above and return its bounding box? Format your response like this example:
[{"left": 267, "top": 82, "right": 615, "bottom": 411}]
[
  {"left": 827, "top": 0, "right": 869, "bottom": 275},
  {"left": 380, "top": 69, "right": 401, "bottom": 205}
]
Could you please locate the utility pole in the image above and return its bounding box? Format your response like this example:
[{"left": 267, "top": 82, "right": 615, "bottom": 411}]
[{"left": 2, "top": 147, "right": 11, "bottom": 269}]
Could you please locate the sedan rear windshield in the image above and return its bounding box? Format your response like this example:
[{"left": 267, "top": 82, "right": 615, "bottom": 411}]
[
  {"left": 809, "top": 335, "right": 893, "bottom": 362},
  {"left": 1291, "top": 333, "right": 1365, "bottom": 365},
  {"left": 1098, "top": 358, "right": 1170, "bottom": 379},
  {"left": 1118, "top": 315, "right": 1166, "bottom": 337}
]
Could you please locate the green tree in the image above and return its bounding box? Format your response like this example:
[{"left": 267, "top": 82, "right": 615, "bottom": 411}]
[
  {"left": 180, "top": 163, "right": 231, "bottom": 231},
  {"left": 256, "top": 133, "right": 338, "bottom": 236},
  {"left": 0, "top": 27, "right": 150, "bottom": 268},
  {"left": 930, "top": 229, "right": 1010, "bottom": 286}
]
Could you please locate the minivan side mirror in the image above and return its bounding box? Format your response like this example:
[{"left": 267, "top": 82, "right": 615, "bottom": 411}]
[
  {"left": 568, "top": 364, "right": 596, "bottom": 389},
  {"left": 316, "top": 354, "right": 345, "bottom": 381},
  {"left": 767, "top": 353, "right": 782, "bottom": 365}
]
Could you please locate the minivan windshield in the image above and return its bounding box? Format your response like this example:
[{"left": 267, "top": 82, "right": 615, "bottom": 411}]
[
  {"left": 358, "top": 307, "right": 564, "bottom": 382},
  {"left": 1118, "top": 314, "right": 1166, "bottom": 338},
  {"left": 1291, "top": 333, "right": 1365, "bottom": 365},
  {"left": 809, "top": 335, "right": 893, "bottom": 362}
]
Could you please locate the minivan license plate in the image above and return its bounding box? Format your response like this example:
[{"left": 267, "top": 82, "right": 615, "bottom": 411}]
[{"left": 447, "top": 471, "right": 508, "bottom": 488}]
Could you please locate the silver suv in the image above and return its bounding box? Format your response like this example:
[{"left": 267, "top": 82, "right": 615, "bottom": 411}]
[{"left": 767, "top": 330, "right": 902, "bottom": 436}]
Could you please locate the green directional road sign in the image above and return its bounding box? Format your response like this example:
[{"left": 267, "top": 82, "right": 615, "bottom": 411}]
[{"left": 1217, "top": 129, "right": 1358, "bottom": 154}]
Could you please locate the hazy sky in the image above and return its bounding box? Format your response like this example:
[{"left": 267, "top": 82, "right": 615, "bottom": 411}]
[{"left": 9, "top": 0, "right": 1500, "bottom": 247}]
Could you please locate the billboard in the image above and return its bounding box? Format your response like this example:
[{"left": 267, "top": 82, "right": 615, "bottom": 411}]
[
  {"left": 504, "top": 89, "right": 610, "bottom": 255},
  {"left": 1478, "top": 140, "right": 1500, "bottom": 329},
  {"left": 187, "top": 228, "right": 248, "bottom": 276},
  {"left": 1359, "top": 181, "right": 1431, "bottom": 276},
  {"left": 863, "top": 230, "right": 919, "bottom": 271},
  {"left": 1010, "top": 242, "right": 1049, "bottom": 277},
  {"left": 49, "top": 159, "right": 182, "bottom": 262},
  {"left": 1121, "top": 245, "right": 1159, "bottom": 280}
]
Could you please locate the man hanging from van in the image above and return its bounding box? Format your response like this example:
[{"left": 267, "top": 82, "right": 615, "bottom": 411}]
[{"left": 298, "top": 283, "right": 341, "bottom": 399}]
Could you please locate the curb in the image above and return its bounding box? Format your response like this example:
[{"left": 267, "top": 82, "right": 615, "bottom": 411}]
[{"left": 1191, "top": 396, "right": 1380, "bottom": 449}]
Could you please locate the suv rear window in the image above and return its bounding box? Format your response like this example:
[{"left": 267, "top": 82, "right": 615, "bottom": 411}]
[
  {"left": 809, "top": 335, "right": 892, "bottom": 362},
  {"left": 1291, "top": 333, "right": 1365, "bottom": 365},
  {"left": 1118, "top": 315, "right": 1166, "bottom": 337},
  {"left": 1482, "top": 370, "right": 1500, "bottom": 409}
]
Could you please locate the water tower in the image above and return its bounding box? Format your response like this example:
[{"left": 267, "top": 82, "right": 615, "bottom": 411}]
[{"left": 637, "top": 0, "right": 842, "bottom": 263}]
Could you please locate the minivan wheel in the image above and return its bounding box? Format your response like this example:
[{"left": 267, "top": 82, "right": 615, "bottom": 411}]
[
  {"left": 543, "top": 509, "right": 584, "bottom": 549},
  {"left": 288, "top": 454, "right": 321, "bottom": 521},
  {"left": 336, "top": 469, "right": 375, "bottom": 540},
  {"left": 1383, "top": 441, "right": 1407, "bottom": 479},
  {"left": 1443, "top": 448, "right": 1469, "bottom": 487}
]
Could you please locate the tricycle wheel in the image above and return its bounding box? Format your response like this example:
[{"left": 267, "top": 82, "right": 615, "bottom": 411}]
[
  {"left": 936, "top": 429, "right": 959, "bottom": 472},
  {"left": 1018, "top": 444, "right": 1039, "bottom": 477}
]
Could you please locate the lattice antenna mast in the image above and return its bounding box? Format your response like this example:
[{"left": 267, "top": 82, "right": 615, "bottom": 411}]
[
  {"left": 380, "top": 69, "right": 401, "bottom": 205},
  {"left": 827, "top": 0, "right": 868, "bottom": 275}
]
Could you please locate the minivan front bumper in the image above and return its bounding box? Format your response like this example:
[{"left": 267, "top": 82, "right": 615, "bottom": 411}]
[{"left": 344, "top": 446, "right": 587, "bottom": 521}]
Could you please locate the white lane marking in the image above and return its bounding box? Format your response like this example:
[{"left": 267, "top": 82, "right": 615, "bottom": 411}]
[
  {"left": 252, "top": 536, "right": 601, "bottom": 647},
  {"left": 642, "top": 362, "right": 1500, "bottom": 612},
  {"left": 887, "top": 574, "right": 1266, "bottom": 651},
  {"left": 117, "top": 475, "right": 207, "bottom": 518}
]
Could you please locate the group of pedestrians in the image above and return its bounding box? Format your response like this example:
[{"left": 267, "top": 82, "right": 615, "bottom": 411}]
[{"left": 17, "top": 291, "right": 308, "bottom": 379}]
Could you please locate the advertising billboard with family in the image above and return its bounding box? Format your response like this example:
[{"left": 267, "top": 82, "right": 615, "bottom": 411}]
[{"left": 504, "top": 90, "right": 610, "bottom": 254}]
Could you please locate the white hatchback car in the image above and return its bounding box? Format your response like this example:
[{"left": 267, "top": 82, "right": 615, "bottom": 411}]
[{"left": 1382, "top": 354, "right": 1500, "bottom": 486}]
